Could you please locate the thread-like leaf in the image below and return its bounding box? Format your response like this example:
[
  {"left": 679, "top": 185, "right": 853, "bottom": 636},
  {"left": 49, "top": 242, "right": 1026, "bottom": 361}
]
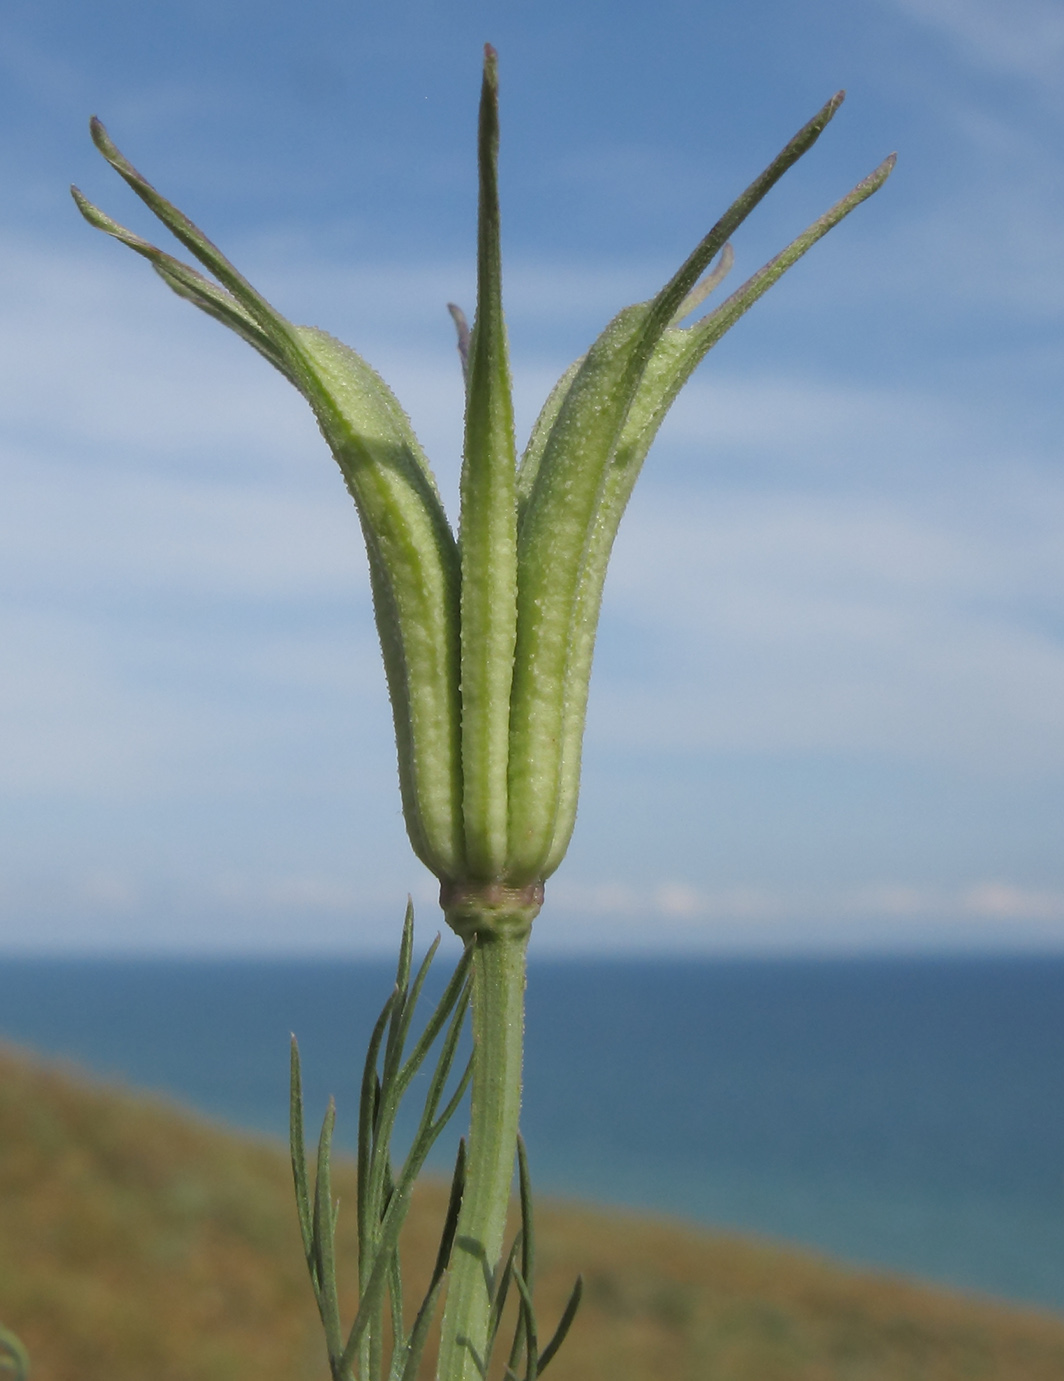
[
  {"left": 358, "top": 996, "right": 396, "bottom": 1281},
  {"left": 516, "top": 1136, "right": 535, "bottom": 1292},
  {"left": 396, "top": 901, "right": 416, "bottom": 991},
  {"left": 510, "top": 1266, "right": 539, "bottom": 1381},
  {"left": 365, "top": 937, "right": 469, "bottom": 1298},
  {"left": 399, "top": 946, "right": 473, "bottom": 1101},
  {"left": 386, "top": 926, "right": 442, "bottom": 1094},
  {"left": 289, "top": 1037, "right": 313, "bottom": 1262},
  {"left": 341, "top": 960, "right": 473, "bottom": 1378},
  {"left": 340, "top": 1103, "right": 459, "bottom": 1381},
  {"left": 487, "top": 1238, "right": 519, "bottom": 1374},
  {"left": 386, "top": 1141, "right": 466, "bottom": 1377},
  {"left": 312, "top": 1101, "right": 345, "bottom": 1370},
  {"left": 382, "top": 907, "right": 416, "bottom": 1092},
  {"left": 435, "top": 1138, "right": 468, "bottom": 1282},
  {"left": 386, "top": 1245, "right": 405, "bottom": 1379},
  {"left": 419, "top": 978, "right": 474, "bottom": 1132},
  {"left": 536, "top": 1276, "right": 583, "bottom": 1375},
  {"left": 394, "top": 1273, "right": 447, "bottom": 1381}
]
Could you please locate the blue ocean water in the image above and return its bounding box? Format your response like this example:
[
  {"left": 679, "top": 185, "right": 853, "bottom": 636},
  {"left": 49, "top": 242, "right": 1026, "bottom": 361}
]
[{"left": 1, "top": 954, "right": 1062, "bottom": 1311}]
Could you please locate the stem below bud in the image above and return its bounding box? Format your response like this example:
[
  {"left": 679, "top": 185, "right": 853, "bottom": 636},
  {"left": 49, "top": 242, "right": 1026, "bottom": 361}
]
[{"left": 437, "top": 925, "right": 529, "bottom": 1381}]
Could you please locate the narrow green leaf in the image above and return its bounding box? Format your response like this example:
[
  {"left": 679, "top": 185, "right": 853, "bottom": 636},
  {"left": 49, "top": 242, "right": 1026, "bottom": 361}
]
[
  {"left": 339, "top": 1164, "right": 428, "bottom": 1379},
  {"left": 366, "top": 935, "right": 468, "bottom": 1283},
  {"left": 535, "top": 1276, "right": 583, "bottom": 1375},
  {"left": 403, "top": 931, "right": 442, "bottom": 1035},
  {"left": 505, "top": 1248, "right": 528, "bottom": 1378},
  {"left": 343, "top": 971, "right": 473, "bottom": 1378},
  {"left": 387, "top": 1244, "right": 405, "bottom": 1377},
  {"left": 516, "top": 1136, "right": 535, "bottom": 1293},
  {"left": 459, "top": 43, "right": 519, "bottom": 877},
  {"left": 396, "top": 945, "right": 473, "bottom": 1100},
  {"left": 312, "top": 1101, "right": 345, "bottom": 1369},
  {"left": 386, "top": 926, "right": 441, "bottom": 1093},
  {"left": 486, "top": 1238, "right": 518, "bottom": 1369},
  {"left": 428, "top": 1049, "right": 474, "bottom": 1141},
  {"left": 419, "top": 975, "right": 473, "bottom": 1129},
  {"left": 434, "top": 1137, "right": 468, "bottom": 1283},
  {"left": 289, "top": 1036, "right": 314, "bottom": 1261},
  {"left": 381, "top": 907, "right": 416, "bottom": 1092},
  {"left": 394, "top": 1273, "right": 446, "bottom": 1381},
  {"left": 339, "top": 1243, "right": 396, "bottom": 1380},
  {"left": 359, "top": 994, "right": 396, "bottom": 1281},
  {"left": 510, "top": 1266, "right": 539, "bottom": 1381},
  {"left": 397, "top": 900, "right": 415, "bottom": 990},
  {"left": 352, "top": 1049, "right": 472, "bottom": 1375},
  {"left": 386, "top": 1134, "right": 464, "bottom": 1381}
]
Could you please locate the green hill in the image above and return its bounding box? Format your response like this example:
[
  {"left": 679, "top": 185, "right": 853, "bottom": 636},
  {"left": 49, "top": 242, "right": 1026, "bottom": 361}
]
[{"left": 3, "top": 1043, "right": 1064, "bottom": 1381}]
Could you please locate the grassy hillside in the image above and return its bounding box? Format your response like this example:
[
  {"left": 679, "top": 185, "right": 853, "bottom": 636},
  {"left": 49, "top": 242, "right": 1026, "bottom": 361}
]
[{"left": 3, "top": 1043, "right": 1064, "bottom": 1381}]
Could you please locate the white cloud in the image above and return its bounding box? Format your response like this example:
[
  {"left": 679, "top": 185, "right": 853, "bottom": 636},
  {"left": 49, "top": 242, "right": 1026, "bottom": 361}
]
[
  {"left": 551, "top": 876, "right": 1064, "bottom": 923},
  {"left": 890, "top": 0, "right": 1064, "bottom": 87},
  {"left": 4, "top": 863, "right": 1061, "bottom": 956},
  {"left": 538, "top": 876, "right": 1064, "bottom": 953},
  {"left": 0, "top": 862, "right": 443, "bottom": 954},
  {"left": 0, "top": 242, "right": 314, "bottom": 461},
  {"left": 593, "top": 469, "right": 1064, "bottom": 776},
  {"left": 961, "top": 881, "right": 1064, "bottom": 920},
  {"left": 659, "top": 374, "right": 961, "bottom": 463},
  {"left": 0, "top": 602, "right": 392, "bottom": 798},
  {"left": 0, "top": 439, "right": 369, "bottom": 600}
]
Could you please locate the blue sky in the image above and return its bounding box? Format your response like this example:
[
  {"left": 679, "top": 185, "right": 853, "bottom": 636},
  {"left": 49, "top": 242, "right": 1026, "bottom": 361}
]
[{"left": 1, "top": 0, "right": 1062, "bottom": 954}]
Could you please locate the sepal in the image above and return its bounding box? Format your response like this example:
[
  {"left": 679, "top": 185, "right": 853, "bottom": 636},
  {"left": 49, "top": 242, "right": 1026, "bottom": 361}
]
[
  {"left": 511, "top": 100, "right": 894, "bottom": 879},
  {"left": 74, "top": 126, "right": 466, "bottom": 881}
]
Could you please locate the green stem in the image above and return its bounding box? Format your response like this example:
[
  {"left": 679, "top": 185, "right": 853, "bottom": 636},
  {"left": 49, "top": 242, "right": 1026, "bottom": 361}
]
[{"left": 437, "top": 899, "right": 534, "bottom": 1381}]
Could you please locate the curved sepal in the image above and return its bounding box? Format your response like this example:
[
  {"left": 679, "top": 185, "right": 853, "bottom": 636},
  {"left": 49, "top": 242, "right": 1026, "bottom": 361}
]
[
  {"left": 508, "top": 91, "right": 876, "bottom": 880},
  {"left": 459, "top": 45, "right": 519, "bottom": 878},
  {"left": 538, "top": 151, "right": 897, "bottom": 877},
  {"left": 294, "top": 327, "right": 465, "bottom": 877},
  {"left": 74, "top": 126, "right": 466, "bottom": 880}
]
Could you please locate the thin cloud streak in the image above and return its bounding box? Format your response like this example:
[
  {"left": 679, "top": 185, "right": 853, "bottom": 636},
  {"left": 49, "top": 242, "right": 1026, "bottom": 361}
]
[{"left": 889, "top": 0, "right": 1064, "bottom": 89}]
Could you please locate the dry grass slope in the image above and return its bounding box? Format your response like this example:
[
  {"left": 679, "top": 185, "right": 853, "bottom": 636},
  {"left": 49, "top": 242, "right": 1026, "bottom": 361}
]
[{"left": 2, "top": 1043, "right": 1064, "bottom": 1381}]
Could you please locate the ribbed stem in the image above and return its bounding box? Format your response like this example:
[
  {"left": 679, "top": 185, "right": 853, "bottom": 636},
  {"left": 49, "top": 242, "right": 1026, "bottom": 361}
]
[{"left": 437, "top": 920, "right": 530, "bottom": 1381}]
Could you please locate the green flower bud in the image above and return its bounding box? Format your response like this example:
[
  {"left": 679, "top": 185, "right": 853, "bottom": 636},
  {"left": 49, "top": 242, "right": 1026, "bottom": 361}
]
[{"left": 74, "top": 46, "right": 893, "bottom": 934}]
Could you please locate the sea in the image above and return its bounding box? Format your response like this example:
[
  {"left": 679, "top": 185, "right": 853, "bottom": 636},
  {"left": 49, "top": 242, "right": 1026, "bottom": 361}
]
[{"left": 1, "top": 953, "right": 1062, "bottom": 1313}]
